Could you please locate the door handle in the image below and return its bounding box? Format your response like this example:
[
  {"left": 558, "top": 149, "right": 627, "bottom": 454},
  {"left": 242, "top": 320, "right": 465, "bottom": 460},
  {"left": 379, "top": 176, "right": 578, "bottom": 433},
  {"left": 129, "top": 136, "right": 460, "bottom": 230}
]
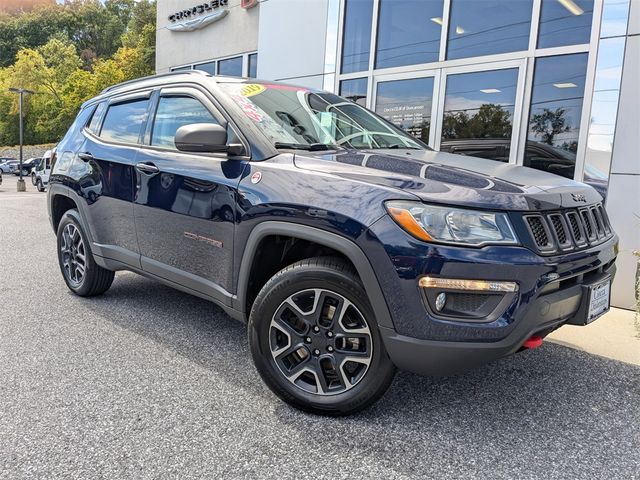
[
  {"left": 78, "top": 151, "right": 94, "bottom": 162},
  {"left": 135, "top": 162, "right": 160, "bottom": 175}
]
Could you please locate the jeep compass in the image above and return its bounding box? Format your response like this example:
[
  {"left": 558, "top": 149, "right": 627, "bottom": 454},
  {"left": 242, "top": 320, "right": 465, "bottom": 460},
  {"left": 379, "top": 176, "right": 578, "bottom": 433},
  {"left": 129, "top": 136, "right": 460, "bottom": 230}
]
[{"left": 48, "top": 72, "right": 617, "bottom": 415}]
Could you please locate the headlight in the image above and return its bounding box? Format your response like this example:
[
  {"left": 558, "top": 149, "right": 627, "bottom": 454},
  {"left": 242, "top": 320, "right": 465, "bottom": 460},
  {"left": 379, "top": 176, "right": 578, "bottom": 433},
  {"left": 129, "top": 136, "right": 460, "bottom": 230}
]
[{"left": 385, "top": 201, "right": 518, "bottom": 246}]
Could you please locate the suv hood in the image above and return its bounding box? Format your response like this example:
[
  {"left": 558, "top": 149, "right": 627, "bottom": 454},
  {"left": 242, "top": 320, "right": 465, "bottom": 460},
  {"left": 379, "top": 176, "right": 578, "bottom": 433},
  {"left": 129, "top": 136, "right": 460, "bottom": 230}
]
[{"left": 293, "top": 149, "right": 601, "bottom": 211}]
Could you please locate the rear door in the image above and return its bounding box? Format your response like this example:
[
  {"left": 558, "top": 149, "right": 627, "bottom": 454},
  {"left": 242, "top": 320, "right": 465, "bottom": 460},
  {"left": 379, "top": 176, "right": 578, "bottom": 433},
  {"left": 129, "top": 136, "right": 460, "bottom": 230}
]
[
  {"left": 133, "top": 86, "right": 248, "bottom": 303},
  {"left": 78, "top": 92, "right": 152, "bottom": 267}
]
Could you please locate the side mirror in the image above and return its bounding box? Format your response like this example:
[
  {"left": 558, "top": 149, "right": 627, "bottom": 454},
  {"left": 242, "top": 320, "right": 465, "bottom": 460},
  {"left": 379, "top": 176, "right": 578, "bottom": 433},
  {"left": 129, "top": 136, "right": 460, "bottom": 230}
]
[{"left": 175, "top": 123, "right": 229, "bottom": 153}]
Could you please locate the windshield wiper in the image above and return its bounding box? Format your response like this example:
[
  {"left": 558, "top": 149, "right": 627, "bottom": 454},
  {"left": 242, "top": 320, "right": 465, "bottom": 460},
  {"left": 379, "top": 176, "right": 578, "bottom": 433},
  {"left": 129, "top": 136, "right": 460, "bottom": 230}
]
[{"left": 274, "top": 142, "right": 338, "bottom": 151}]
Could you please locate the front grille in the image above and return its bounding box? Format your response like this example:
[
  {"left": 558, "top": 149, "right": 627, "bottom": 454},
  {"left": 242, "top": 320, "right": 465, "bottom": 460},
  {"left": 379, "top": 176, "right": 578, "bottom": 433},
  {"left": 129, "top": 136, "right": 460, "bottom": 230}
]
[{"left": 523, "top": 203, "right": 613, "bottom": 254}]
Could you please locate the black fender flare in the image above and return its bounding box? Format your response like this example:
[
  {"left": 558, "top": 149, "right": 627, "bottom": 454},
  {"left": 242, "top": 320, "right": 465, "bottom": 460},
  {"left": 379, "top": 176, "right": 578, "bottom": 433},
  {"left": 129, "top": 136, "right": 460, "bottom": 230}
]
[
  {"left": 233, "top": 221, "right": 394, "bottom": 329},
  {"left": 47, "top": 183, "right": 92, "bottom": 239}
]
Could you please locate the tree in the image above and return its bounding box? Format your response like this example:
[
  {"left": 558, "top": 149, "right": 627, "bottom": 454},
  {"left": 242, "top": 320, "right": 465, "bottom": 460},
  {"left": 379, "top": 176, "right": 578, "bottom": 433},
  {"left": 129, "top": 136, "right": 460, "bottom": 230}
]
[
  {"left": 0, "top": 0, "right": 157, "bottom": 146},
  {"left": 530, "top": 107, "right": 570, "bottom": 146},
  {"left": 121, "top": 0, "right": 156, "bottom": 72}
]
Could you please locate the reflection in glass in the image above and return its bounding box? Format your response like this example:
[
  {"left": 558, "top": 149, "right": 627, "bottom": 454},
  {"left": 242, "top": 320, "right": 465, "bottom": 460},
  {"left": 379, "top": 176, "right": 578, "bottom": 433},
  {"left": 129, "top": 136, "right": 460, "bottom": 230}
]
[
  {"left": 151, "top": 96, "right": 218, "bottom": 149},
  {"left": 219, "top": 82, "right": 423, "bottom": 150},
  {"left": 375, "top": 77, "right": 434, "bottom": 144},
  {"left": 248, "top": 53, "right": 258, "bottom": 78},
  {"left": 218, "top": 56, "right": 243, "bottom": 76},
  {"left": 194, "top": 61, "right": 215, "bottom": 74},
  {"left": 538, "top": 0, "right": 594, "bottom": 48},
  {"left": 446, "top": 0, "right": 532, "bottom": 60},
  {"left": 583, "top": 37, "right": 626, "bottom": 197},
  {"left": 340, "top": 0, "right": 373, "bottom": 73},
  {"left": 100, "top": 99, "right": 150, "bottom": 144},
  {"left": 340, "top": 78, "right": 368, "bottom": 106},
  {"left": 440, "top": 68, "right": 519, "bottom": 162},
  {"left": 525, "top": 54, "right": 588, "bottom": 178},
  {"left": 600, "top": 0, "right": 630, "bottom": 38},
  {"left": 375, "top": 0, "right": 443, "bottom": 69}
]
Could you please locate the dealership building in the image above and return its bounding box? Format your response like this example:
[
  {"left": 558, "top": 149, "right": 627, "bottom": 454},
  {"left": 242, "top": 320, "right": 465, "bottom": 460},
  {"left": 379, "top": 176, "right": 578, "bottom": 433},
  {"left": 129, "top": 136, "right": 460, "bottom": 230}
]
[{"left": 156, "top": 0, "right": 639, "bottom": 309}]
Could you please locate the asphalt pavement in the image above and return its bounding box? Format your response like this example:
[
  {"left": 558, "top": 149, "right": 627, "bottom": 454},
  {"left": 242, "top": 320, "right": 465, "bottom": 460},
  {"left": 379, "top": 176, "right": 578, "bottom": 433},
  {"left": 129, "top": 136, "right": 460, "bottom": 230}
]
[{"left": 0, "top": 176, "right": 639, "bottom": 479}]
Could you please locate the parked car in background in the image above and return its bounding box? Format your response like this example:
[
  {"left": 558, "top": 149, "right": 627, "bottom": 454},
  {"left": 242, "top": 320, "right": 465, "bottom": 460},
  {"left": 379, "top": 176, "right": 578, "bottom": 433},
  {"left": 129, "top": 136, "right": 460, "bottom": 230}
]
[
  {"left": 0, "top": 158, "right": 17, "bottom": 173},
  {"left": 14, "top": 157, "right": 41, "bottom": 176},
  {"left": 32, "top": 150, "right": 53, "bottom": 192}
]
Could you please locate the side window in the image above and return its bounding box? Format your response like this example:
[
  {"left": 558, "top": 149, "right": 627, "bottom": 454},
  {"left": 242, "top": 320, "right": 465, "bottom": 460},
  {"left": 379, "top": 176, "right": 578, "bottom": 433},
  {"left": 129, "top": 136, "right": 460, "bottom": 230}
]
[
  {"left": 100, "top": 99, "right": 150, "bottom": 144},
  {"left": 87, "top": 102, "right": 107, "bottom": 135},
  {"left": 151, "top": 96, "right": 219, "bottom": 149}
]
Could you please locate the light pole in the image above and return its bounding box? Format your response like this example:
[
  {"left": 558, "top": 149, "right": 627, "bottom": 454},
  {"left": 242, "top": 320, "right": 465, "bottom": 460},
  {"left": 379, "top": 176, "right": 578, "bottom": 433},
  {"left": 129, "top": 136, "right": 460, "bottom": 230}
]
[{"left": 9, "top": 87, "right": 35, "bottom": 192}]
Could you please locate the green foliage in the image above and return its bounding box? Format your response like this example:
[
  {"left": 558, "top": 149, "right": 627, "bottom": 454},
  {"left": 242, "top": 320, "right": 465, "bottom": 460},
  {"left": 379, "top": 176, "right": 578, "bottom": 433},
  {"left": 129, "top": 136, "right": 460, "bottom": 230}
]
[{"left": 0, "top": 0, "right": 156, "bottom": 146}]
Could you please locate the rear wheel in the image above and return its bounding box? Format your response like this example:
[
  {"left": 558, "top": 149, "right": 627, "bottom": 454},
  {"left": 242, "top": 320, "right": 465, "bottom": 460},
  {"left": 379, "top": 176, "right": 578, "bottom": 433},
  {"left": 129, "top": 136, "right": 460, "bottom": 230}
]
[
  {"left": 248, "top": 257, "right": 396, "bottom": 415},
  {"left": 36, "top": 179, "right": 45, "bottom": 192},
  {"left": 56, "top": 209, "right": 114, "bottom": 296},
  {"left": 31, "top": 172, "right": 36, "bottom": 185}
]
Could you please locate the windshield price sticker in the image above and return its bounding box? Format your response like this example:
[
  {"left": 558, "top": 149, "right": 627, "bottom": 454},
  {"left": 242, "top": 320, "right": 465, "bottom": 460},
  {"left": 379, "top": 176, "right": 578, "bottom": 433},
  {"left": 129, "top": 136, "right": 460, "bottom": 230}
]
[{"left": 241, "top": 84, "right": 266, "bottom": 97}]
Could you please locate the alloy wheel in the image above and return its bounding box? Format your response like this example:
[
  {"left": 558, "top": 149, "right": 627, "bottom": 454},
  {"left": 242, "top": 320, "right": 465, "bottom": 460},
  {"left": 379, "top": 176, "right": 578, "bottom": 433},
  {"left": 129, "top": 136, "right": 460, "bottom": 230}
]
[
  {"left": 269, "top": 288, "right": 373, "bottom": 396},
  {"left": 60, "top": 223, "right": 87, "bottom": 287}
]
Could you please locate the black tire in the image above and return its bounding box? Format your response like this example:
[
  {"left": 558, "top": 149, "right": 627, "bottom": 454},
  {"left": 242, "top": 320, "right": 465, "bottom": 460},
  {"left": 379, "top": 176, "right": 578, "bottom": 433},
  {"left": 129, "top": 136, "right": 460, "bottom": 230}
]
[
  {"left": 31, "top": 172, "right": 36, "bottom": 186},
  {"left": 36, "top": 179, "right": 45, "bottom": 192},
  {"left": 56, "top": 209, "right": 114, "bottom": 297},
  {"left": 248, "top": 257, "right": 396, "bottom": 415}
]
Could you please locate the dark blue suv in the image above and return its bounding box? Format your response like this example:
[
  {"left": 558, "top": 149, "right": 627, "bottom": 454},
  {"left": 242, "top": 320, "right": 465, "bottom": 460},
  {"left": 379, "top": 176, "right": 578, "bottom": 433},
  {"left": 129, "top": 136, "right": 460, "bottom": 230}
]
[{"left": 48, "top": 72, "right": 617, "bottom": 415}]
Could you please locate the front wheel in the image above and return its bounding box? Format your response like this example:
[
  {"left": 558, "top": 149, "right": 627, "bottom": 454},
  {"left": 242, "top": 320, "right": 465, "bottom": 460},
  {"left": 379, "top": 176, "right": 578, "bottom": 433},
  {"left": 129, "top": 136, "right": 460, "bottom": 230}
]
[
  {"left": 56, "top": 209, "right": 114, "bottom": 296},
  {"left": 248, "top": 257, "right": 396, "bottom": 415},
  {"left": 36, "top": 179, "right": 45, "bottom": 192},
  {"left": 31, "top": 172, "right": 36, "bottom": 185}
]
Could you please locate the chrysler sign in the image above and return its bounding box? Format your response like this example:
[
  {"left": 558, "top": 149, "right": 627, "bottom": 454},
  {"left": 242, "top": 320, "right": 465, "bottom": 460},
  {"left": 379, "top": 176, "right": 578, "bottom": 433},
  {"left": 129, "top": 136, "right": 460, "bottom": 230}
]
[{"left": 168, "top": 0, "right": 229, "bottom": 32}]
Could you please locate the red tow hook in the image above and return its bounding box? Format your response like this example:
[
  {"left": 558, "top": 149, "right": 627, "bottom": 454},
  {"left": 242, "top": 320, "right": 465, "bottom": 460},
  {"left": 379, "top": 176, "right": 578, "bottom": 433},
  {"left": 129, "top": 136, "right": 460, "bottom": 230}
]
[{"left": 522, "top": 335, "right": 543, "bottom": 349}]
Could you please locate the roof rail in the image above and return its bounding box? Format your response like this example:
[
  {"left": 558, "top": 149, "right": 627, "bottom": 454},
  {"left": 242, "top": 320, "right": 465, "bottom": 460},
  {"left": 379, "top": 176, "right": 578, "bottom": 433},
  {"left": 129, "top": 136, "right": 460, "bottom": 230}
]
[{"left": 100, "top": 70, "right": 210, "bottom": 94}]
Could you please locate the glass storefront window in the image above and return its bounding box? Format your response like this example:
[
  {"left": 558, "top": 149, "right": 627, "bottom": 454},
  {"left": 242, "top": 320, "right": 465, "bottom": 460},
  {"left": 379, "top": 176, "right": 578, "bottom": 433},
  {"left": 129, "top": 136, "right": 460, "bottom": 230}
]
[
  {"left": 446, "top": 0, "right": 533, "bottom": 60},
  {"left": 525, "top": 53, "right": 588, "bottom": 178},
  {"left": 440, "top": 68, "right": 519, "bottom": 162},
  {"left": 340, "top": 0, "right": 373, "bottom": 74},
  {"left": 248, "top": 53, "right": 258, "bottom": 78},
  {"left": 582, "top": 37, "right": 626, "bottom": 197},
  {"left": 375, "top": 0, "right": 443, "bottom": 69},
  {"left": 340, "top": 78, "right": 368, "bottom": 106},
  {"left": 218, "top": 56, "right": 243, "bottom": 76},
  {"left": 375, "top": 77, "right": 434, "bottom": 144},
  {"left": 537, "top": 0, "right": 594, "bottom": 48},
  {"left": 600, "top": 0, "right": 630, "bottom": 38},
  {"left": 194, "top": 61, "right": 216, "bottom": 74}
]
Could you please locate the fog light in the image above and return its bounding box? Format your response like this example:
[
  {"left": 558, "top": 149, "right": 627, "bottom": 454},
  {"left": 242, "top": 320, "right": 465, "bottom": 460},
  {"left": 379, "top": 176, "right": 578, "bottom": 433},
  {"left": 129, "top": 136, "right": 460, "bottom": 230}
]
[
  {"left": 435, "top": 292, "right": 447, "bottom": 312},
  {"left": 419, "top": 276, "right": 518, "bottom": 293}
]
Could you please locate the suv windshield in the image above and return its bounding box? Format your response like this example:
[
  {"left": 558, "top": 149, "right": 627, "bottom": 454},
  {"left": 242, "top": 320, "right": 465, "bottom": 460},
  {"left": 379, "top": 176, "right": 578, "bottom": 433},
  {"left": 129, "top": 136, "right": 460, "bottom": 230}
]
[{"left": 219, "top": 82, "right": 425, "bottom": 151}]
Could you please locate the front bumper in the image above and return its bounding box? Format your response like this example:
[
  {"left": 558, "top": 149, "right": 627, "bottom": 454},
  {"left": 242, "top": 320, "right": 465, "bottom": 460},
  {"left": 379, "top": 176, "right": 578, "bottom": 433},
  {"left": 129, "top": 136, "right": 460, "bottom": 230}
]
[{"left": 362, "top": 215, "right": 618, "bottom": 376}]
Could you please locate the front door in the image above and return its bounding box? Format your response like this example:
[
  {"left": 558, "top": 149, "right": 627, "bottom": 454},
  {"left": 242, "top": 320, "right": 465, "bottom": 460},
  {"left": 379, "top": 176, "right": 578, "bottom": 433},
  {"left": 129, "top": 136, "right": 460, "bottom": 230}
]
[{"left": 133, "top": 87, "right": 247, "bottom": 303}]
